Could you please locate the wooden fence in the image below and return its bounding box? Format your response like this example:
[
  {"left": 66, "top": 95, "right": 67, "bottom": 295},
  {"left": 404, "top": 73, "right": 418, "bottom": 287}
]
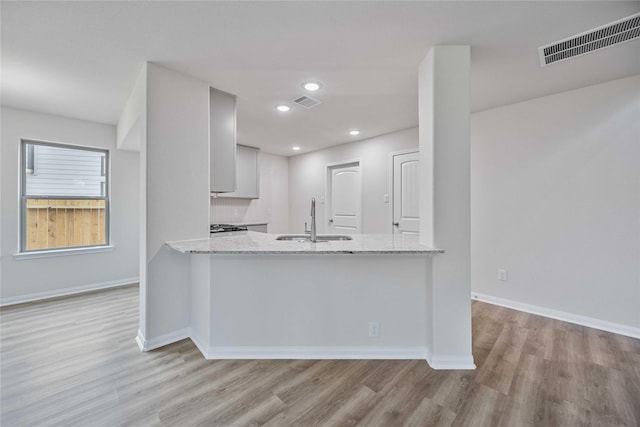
[{"left": 25, "top": 199, "right": 106, "bottom": 251}]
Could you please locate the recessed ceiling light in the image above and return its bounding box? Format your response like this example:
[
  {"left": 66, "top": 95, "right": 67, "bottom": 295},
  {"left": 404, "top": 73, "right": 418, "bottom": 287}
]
[
  {"left": 303, "top": 82, "right": 321, "bottom": 92},
  {"left": 292, "top": 146, "right": 301, "bottom": 151},
  {"left": 276, "top": 105, "right": 290, "bottom": 112},
  {"left": 349, "top": 130, "right": 360, "bottom": 136}
]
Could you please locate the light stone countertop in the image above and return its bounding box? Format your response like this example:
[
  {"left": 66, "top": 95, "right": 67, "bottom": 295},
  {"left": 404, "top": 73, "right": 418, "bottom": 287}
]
[
  {"left": 212, "top": 221, "right": 268, "bottom": 226},
  {"left": 166, "top": 231, "right": 443, "bottom": 255}
]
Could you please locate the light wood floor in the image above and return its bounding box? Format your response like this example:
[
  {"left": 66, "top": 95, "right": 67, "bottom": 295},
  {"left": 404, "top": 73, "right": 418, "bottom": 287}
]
[{"left": 1, "top": 285, "right": 639, "bottom": 426}]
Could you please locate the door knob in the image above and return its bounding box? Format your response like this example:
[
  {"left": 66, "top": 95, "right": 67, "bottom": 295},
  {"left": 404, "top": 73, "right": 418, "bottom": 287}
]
[
  {"left": 329, "top": 219, "right": 334, "bottom": 223},
  {"left": 393, "top": 222, "right": 399, "bottom": 226}
]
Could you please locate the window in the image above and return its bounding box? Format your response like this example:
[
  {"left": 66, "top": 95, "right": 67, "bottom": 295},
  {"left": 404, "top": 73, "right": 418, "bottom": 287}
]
[{"left": 20, "top": 140, "right": 109, "bottom": 253}]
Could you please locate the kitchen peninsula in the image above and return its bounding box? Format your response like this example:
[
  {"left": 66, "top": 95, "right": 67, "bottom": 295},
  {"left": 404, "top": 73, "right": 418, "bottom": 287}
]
[
  {"left": 135, "top": 50, "right": 475, "bottom": 370},
  {"left": 165, "top": 232, "right": 454, "bottom": 364}
]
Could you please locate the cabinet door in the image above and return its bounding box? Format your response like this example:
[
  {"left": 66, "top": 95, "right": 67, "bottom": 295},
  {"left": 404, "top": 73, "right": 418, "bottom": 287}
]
[
  {"left": 219, "top": 145, "right": 259, "bottom": 199},
  {"left": 210, "top": 88, "right": 236, "bottom": 193}
]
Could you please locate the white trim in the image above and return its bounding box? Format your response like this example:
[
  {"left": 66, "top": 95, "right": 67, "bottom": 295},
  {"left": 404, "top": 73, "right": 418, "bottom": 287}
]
[
  {"left": 136, "top": 328, "right": 191, "bottom": 352},
  {"left": 426, "top": 349, "right": 476, "bottom": 370},
  {"left": 0, "top": 277, "right": 138, "bottom": 307},
  {"left": 189, "top": 330, "right": 209, "bottom": 356},
  {"left": 14, "top": 245, "right": 115, "bottom": 260},
  {"left": 472, "top": 292, "right": 640, "bottom": 340},
  {"left": 135, "top": 329, "right": 147, "bottom": 351},
  {"left": 142, "top": 329, "right": 476, "bottom": 370},
  {"left": 389, "top": 148, "right": 420, "bottom": 157},
  {"left": 324, "top": 158, "right": 362, "bottom": 170},
  {"left": 195, "top": 344, "right": 428, "bottom": 360}
]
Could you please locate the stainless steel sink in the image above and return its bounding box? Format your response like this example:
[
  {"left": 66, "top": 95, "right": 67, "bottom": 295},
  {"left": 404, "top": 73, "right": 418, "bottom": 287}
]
[
  {"left": 319, "top": 235, "right": 353, "bottom": 241},
  {"left": 276, "top": 235, "right": 311, "bottom": 242},
  {"left": 276, "top": 234, "right": 353, "bottom": 242}
]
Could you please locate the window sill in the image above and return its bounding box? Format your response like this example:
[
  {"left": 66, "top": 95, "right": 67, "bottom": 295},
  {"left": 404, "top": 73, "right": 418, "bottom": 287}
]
[{"left": 14, "top": 245, "right": 114, "bottom": 260}]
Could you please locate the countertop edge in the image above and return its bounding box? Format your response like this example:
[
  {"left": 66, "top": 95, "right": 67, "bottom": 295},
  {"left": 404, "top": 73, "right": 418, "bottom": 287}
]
[
  {"left": 165, "top": 233, "right": 444, "bottom": 255},
  {"left": 173, "top": 249, "right": 443, "bottom": 255}
]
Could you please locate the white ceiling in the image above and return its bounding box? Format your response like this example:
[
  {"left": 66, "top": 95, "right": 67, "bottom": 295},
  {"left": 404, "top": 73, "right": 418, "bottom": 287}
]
[{"left": 2, "top": 1, "right": 639, "bottom": 156}]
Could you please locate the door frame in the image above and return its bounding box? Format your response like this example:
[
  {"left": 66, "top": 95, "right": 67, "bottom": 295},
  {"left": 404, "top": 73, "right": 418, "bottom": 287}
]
[
  {"left": 389, "top": 149, "right": 419, "bottom": 234},
  {"left": 325, "top": 159, "right": 362, "bottom": 234}
]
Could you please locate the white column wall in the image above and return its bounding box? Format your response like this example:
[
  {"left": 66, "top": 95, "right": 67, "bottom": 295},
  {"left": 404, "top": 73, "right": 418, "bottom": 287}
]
[
  {"left": 419, "top": 46, "right": 474, "bottom": 368},
  {"left": 139, "top": 63, "right": 210, "bottom": 346}
]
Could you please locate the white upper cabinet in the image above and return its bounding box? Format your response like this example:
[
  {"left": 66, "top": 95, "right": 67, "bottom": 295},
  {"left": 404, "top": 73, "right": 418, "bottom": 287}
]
[
  {"left": 219, "top": 145, "right": 260, "bottom": 199},
  {"left": 210, "top": 87, "right": 237, "bottom": 193}
]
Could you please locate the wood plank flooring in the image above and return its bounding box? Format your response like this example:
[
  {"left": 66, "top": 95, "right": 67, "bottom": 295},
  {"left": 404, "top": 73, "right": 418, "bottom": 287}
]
[{"left": 1, "top": 285, "right": 639, "bottom": 426}]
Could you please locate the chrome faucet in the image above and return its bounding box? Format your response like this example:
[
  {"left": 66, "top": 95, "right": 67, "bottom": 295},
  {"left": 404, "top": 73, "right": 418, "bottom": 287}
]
[{"left": 310, "top": 197, "right": 317, "bottom": 242}]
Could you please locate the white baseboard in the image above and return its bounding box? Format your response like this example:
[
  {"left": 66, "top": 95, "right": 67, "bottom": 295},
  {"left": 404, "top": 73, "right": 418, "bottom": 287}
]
[
  {"left": 136, "top": 328, "right": 191, "bottom": 352},
  {"left": 472, "top": 292, "right": 640, "bottom": 340},
  {"left": 147, "top": 330, "right": 430, "bottom": 360},
  {"left": 0, "top": 277, "right": 139, "bottom": 307},
  {"left": 135, "top": 329, "right": 146, "bottom": 351},
  {"left": 189, "top": 331, "right": 209, "bottom": 357},
  {"left": 147, "top": 330, "right": 476, "bottom": 370},
  {"left": 197, "top": 345, "right": 429, "bottom": 360},
  {"left": 426, "top": 351, "right": 476, "bottom": 370}
]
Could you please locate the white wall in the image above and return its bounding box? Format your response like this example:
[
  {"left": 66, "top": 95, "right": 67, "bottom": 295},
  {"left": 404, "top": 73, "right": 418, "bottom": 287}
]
[
  {"left": 210, "top": 151, "right": 289, "bottom": 233},
  {"left": 288, "top": 128, "right": 418, "bottom": 234},
  {"left": 140, "top": 63, "right": 210, "bottom": 344},
  {"left": 0, "top": 107, "right": 139, "bottom": 304},
  {"left": 471, "top": 75, "right": 640, "bottom": 332}
]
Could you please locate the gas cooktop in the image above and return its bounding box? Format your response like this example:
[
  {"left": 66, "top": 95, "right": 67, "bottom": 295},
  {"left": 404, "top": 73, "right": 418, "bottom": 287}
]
[{"left": 210, "top": 224, "right": 248, "bottom": 233}]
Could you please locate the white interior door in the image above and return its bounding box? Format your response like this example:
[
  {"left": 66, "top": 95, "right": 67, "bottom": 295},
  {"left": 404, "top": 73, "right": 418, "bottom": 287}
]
[
  {"left": 327, "top": 162, "right": 361, "bottom": 233},
  {"left": 392, "top": 151, "right": 420, "bottom": 234}
]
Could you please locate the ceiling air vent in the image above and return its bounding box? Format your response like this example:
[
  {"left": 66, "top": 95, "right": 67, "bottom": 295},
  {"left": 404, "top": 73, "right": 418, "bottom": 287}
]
[
  {"left": 538, "top": 12, "right": 640, "bottom": 67},
  {"left": 292, "top": 95, "right": 321, "bottom": 109}
]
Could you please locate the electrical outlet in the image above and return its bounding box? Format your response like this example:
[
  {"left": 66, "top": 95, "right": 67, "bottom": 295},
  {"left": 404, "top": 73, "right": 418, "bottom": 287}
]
[
  {"left": 368, "top": 321, "right": 379, "bottom": 337},
  {"left": 498, "top": 269, "right": 508, "bottom": 281},
  {"left": 383, "top": 194, "right": 389, "bottom": 203}
]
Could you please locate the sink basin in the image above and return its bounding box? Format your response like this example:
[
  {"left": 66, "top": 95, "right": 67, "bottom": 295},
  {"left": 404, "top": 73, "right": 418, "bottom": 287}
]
[
  {"left": 276, "top": 235, "right": 311, "bottom": 242},
  {"left": 319, "top": 235, "right": 353, "bottom": 241},
  {"left": 276, "top": 234, "right": 353, "bottom": 242}
]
